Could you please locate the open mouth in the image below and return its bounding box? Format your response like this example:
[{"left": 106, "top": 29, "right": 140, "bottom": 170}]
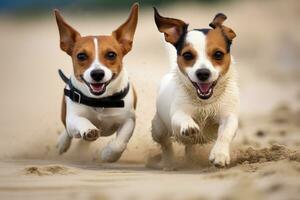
[
  {"left": 80, "top": 76, "right": 110, "bottom": 96},
  {"left": 89, "top": 82, "right": 107, "bottom": 95},
  {"left": 192, "top": 80, "right": 218, "bottom": 100}
]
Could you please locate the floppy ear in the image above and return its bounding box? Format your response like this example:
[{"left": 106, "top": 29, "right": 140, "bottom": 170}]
[
  {"left": 209, "top": 13, "right": 227, "bottom": 29},
  {"left": 112, "top": 3, "right": 139, "bottom": 55},
  {"left": 54, "top": 9, "right": 81, "bottom": 55},
  {"left": 209, "top": 13, "right": 236, "bottom": 40},
  {"left": 154, "top": 7, "right": 188, "bottom": 46}
]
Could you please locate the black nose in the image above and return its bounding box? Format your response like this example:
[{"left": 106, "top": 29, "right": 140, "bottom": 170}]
[
  {"left": 196, "top": 68, "right": 211, "bottom": 81},
  {"left": 90, "top": 69, "right": 105, "bottom": 82}
]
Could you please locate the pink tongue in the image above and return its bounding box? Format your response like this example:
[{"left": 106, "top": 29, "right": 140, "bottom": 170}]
[
  {"left": 91, "top": 83, "right": 104, "bottom": 92},
  {"left": 197, "top": 83, "right": 212, "bottom": 94}
]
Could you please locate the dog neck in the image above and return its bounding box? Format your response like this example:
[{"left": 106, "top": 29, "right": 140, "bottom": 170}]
[{"left": 70, "top": 67, "right": 129, "bottom": 99}]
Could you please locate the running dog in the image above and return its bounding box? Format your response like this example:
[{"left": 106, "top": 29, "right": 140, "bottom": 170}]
[
  {"left": 152, "top": 8, "right": 239, "bottom": 168},
  {"left": 55, "top": 3, "right": 138, "bottom": 162}
]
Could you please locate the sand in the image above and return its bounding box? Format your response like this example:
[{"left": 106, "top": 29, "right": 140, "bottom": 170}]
[{"left": 0, "top": 0, "right": 300, "bottom": 199}]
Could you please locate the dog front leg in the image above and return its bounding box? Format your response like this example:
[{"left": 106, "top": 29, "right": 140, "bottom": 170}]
[
  {"left": 67, "top": 115, "right": 100, "bottom": 141},
  {"left": 101, "top": 117, "right": 135, "bottom": 162},
  {"left": 171, "top": 110, "right": 200, "bottom": 139},
  {"left": 209, "top": 114, "right": 238, "bottom": 167}
]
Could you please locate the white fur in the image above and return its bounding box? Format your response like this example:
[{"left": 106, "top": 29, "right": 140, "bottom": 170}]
[
  {"left": 152, "top": 31, "right": 239, "bottom": 168},
  {"left": 58, "top": 37, "right": 136, "bottom": 163}
]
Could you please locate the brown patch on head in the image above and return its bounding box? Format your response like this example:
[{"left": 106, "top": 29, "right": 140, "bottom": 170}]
[
  {"left": 98, "top": 36, "right": 124, "bottom": 76},
  {"left": 206, "top": 13, "right": 236, "bottom": 75},
  {"left": 177, "top": 43, "right": 197, "bottom": 74},
  {"left": 54, "top": 10, "right": 95, "bottom": 82},
  {"left": 206, "top": 28, "right": 231, "bottom": 75},
  {"left": 71, "top": 36, "right": 95, "bottom": 81},
  {"left": 71, "top": 36, "right": 124, "bottom": 82}
]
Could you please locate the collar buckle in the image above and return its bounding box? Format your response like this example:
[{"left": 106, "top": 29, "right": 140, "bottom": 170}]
[{"left": 73, "top": 91, "right": 81, "bottom": 103}]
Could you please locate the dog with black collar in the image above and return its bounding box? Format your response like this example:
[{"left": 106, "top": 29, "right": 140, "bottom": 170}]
[{"left": 55, "top": 3, "right": 138, "bottom": 163}]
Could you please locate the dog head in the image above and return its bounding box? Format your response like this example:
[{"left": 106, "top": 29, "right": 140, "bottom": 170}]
[
  {"left": 154, "top": 9, "right": 236, "bottom": 100},
  {"left": 55, "top": 3, "right": 138, "bottom": 96}
]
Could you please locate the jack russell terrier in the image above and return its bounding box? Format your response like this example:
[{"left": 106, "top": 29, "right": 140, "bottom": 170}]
[
  {"left": 152, "top": 9, "right": 239, "bottom": 168},
  {"left": 55, "top": 3, "right": 138, "bottom": 162}
]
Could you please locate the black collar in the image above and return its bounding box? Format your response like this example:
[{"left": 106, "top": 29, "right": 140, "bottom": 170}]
[{"left": 58, "top": 69, "right": 129, "bottom": 108}]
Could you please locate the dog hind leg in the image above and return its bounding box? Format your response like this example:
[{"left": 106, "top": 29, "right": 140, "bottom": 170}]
[
  {"left": 151, "top": 113, "right": 175, "bottom": 170},
  {"left": 101, "top": 117, "right": 136, "bottom": 163},
  {"left": 57, "top": 129, "right": 72, "bottom": 154},
  {"left": 185, "top": 144, "right": 196, "bottom": 163}
]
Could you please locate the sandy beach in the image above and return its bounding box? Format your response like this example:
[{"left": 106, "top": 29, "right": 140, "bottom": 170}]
[{"left": 0, "top": 0, "right": 300, "bottom": 199}]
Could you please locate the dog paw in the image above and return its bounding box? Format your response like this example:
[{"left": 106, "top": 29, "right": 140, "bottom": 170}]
[
  {"left": 148, "top": 160, "right": 177, "bottom": 171},
  {"left": 100, "top": 142, "right": 126, "bottom": 163},
  {"left": 82, "top": 129, "right": 100, "bottom": 141},
  {"left": 145, "top": 154, "right": 177, "bottom": 171},
  {"left": 56, "top": 131, "right": 72, "bottom": 155},
  {"left": 209, "top": 142, "right": 230, "bottom": 168},
  {"left": 101, "top": 148, "right": 122, "bottom": 163},
  {"left": 180, "top": 121, "right": 199, "bottom": 137}
]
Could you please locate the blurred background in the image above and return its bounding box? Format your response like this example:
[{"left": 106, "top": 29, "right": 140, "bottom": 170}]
[
  {"left": 0, "top": 0, "right": 300, "bottom": 199},
  {"left": 0, "top": 0, "right": 225, "bottom": 13}
]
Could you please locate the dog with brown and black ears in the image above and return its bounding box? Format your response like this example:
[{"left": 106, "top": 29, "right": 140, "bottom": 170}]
[{"left": 152, "top": 8, "right": 239, "bottom": 169}]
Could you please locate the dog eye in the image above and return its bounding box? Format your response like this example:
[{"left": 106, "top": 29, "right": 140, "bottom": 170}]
[
  {"left": 213, "top": 51, "right": 224, "bottom": 60},
  {"left": 182, "top": 52, "right": 194, "bottom": 61},
  {"left": 77, "top": 53, "right": 88, "bottom": 61},
  {"left": 105, "top": 51, "right": 117, "bottom": 60}
]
